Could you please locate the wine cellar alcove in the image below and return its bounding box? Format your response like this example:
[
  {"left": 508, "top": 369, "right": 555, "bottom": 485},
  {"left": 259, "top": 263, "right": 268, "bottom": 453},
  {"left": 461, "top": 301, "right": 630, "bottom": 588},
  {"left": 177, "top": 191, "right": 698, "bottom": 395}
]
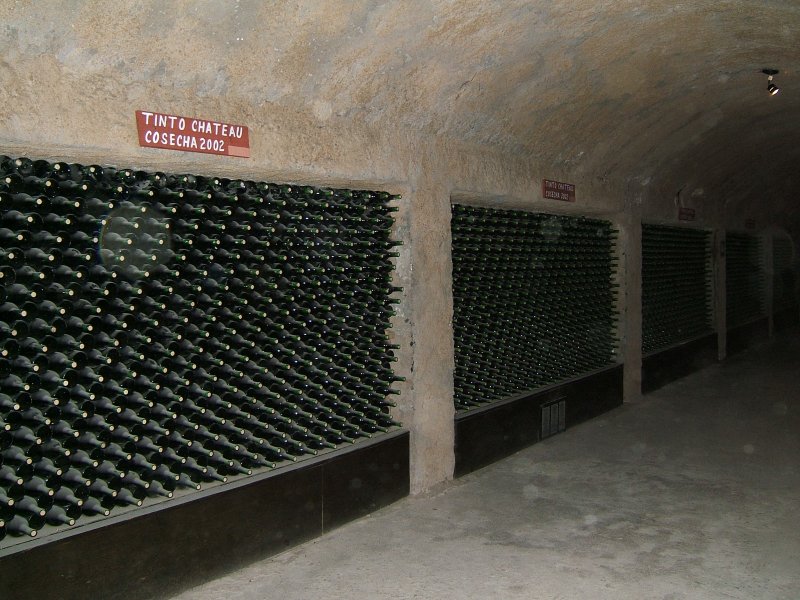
[
  {"left": 640, "top": 224, "right": 717, "bottom": 393},
  {"left": 0, "top": 156, "right": 409, "bottom": 599},
  {"left": 772, "top": 235, "right": 799, "bottom": 333},
  {"left": 449, "top": 204, "right": 623, "bottom": 476},
  {"left": 725, "top": 231, "right": 770, "bottom": 356}
]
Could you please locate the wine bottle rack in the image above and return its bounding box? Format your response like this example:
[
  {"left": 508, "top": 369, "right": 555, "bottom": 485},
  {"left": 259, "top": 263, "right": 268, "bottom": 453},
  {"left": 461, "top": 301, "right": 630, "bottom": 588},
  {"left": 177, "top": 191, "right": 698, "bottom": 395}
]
[
  {"left": 725, "top": 232, "right": 765, "bottom": 328},
  {"left": 772, "top": 236, "right": 795, "bottom": 312},
  {"left": 451, "top": 205, "right": 619, "bottom": 411},
  {"left": 641, "top": 224, "right": 713, "bottom": 354},
  {"left": 0, "top": 155, "right": 401, "bottom": 545}
]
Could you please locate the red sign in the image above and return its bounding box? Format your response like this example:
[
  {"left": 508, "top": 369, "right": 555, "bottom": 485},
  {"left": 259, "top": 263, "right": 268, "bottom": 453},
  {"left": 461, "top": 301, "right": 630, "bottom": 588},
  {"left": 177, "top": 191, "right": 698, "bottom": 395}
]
[
  {"left": 136, "top": 110, "right": 250, "bottom": 158},
  {"left": 542, "top": 179, "right": 576, "bottom": 202},
  {"left": 745, "top": 218, "right": 756, "bottom": 230},
  {"left": 678, "top": 207, "right": 695, "bottom": 221}
]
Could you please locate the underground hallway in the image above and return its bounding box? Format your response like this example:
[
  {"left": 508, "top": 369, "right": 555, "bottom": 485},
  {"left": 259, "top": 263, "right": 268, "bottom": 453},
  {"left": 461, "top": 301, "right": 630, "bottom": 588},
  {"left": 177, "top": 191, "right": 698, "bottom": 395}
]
[
  {"left": 2, "top": 3, "right": 800, "bottom": 596},
  {"left": 169, "top": 335, "right": 800, "bottom": 600}
]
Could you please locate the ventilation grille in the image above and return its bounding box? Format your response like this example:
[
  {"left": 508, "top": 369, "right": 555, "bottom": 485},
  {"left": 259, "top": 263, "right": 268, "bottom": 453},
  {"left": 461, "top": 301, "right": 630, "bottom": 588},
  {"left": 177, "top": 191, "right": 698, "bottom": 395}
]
[{"left": 540, "top": 398, "right": 566, "bottom": 439}]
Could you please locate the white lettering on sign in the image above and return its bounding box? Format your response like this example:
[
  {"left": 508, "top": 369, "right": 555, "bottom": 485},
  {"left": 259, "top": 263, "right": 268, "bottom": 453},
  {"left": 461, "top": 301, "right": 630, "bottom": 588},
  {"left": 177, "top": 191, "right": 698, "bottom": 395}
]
[
  {"left": 135, "top": 110, "right": 250, "bottom": 158},
  {"left": 543, "top": 190, "right": 573, "bottom": 201},
  {"left": 188, "top": 119, "right": 245, "bottom": 138},
  {"left": 541, "top": 179, "right": 576, "bottom": 202},
  {"left": 144, "top": 130, "right": 201, "bottom": 149}
]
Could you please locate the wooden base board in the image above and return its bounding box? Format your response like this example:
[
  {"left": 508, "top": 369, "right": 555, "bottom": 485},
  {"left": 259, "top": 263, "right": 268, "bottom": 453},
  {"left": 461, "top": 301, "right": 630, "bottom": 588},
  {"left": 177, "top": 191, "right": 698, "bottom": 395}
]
[
  {"left": 727, "top": 317, "right": 770, "bottom": 357},
  {"left": 454, "top": 365, "right": 623, "bottom": 478},
  {"left": 0, "top": 431, "right": 409, "bottom": 600},
  {"left": 642, "top": 333, "right": 719, "bottom": 394}
]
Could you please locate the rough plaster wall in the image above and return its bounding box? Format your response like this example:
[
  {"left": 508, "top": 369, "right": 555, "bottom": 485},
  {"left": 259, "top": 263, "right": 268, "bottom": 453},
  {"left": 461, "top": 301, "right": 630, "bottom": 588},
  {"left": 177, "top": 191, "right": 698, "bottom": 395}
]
[
  {"left": 2, "top": 1, "right": 798, "bottom": 490},
  {"left": 2, "top": 0, "right": 798, "bottom": 211}
]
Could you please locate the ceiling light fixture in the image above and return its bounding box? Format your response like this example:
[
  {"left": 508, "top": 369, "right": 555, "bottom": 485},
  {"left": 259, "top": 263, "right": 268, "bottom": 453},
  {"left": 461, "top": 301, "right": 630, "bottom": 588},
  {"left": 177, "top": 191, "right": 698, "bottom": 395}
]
[{"left": 763, "top": 69, "right": 780, "bottom": 95}]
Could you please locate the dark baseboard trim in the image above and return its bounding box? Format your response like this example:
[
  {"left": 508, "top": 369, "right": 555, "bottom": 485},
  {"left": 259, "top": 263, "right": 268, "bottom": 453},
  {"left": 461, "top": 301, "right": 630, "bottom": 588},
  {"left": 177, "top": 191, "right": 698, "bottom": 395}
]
[
  {"left": 642, "top": 332, "right": 719, "bottom": 394},
  {"left": 0, "top": 431, "right": 409, "bottom": 600},
  {"left": 727, "top": 317, "right": 770, "bottom": 357},
  {"left": 453, "top": 365, "right": 623, "bottom": 478},
  {"left": 773, "top": 306, "right": 799, "bottom": 333}
]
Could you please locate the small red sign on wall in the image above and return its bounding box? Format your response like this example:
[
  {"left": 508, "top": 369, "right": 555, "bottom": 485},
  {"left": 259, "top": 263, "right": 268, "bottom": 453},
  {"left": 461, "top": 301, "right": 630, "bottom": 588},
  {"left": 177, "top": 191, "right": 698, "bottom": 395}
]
[
  {"left": 678, "top": 207, "right": 696, "bottom": 221},
  {"left": 136, "top": 110, "right": 250, "bottom": 158},
  {"left": 542, "top": 179, "right": 576, "bottom": 202}
]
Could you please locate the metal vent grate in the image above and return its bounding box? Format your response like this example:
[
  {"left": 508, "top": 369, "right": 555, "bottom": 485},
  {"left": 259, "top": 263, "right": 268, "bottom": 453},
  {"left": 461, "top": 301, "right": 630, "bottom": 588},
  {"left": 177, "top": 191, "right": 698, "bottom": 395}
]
[{"left": 541, "top": 398, "right": 566, "bottom": 439}]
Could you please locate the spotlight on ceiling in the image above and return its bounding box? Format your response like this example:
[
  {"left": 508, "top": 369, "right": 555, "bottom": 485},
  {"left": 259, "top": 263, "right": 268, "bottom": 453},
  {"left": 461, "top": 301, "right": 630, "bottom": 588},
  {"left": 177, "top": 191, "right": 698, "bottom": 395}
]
[{"left": 763, "top": 69, "right": 780, "bottom": 95}]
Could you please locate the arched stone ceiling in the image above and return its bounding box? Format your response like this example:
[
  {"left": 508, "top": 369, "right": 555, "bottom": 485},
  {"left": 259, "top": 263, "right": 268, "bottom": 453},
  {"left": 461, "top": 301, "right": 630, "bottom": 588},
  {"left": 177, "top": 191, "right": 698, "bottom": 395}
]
[{"left": 2, "top": 1, "right": 798, "bottom": 214}]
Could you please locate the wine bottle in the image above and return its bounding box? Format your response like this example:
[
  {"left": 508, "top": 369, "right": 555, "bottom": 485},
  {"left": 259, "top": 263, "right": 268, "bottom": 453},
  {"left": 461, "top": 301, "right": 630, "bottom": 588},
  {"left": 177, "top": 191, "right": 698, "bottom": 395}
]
[
  {"left": 119, "top": 471, "right": 150, "bottom": 494},
  {"left": 34, "top": 438, "right": 72, "bottom": 462},
  {"left": 14, "top": 495, "right": 47, "bottom": 518},
  {"left": 0, "top": 465, "right": 24, "bottom": 487},
  {"left": 66, "top": 449, "right": 99, "bottom": 470},
  {"left": 144, "top": 480, "right": 173, "bottom": 498},
  {"left": 31, "top": 456, "right": 63, "bottom": 478},
  {"left": 87, "top": 478, "right": 118, "bottom": 501},
  {"left": 80, "top": 497, "right": 110, "bottom": 516},
  {"left": 45, "top": 505, "right": 76, "bottom": 526},
  {"left": 22, "top": 476, "right": 55, "bottom": 499},
  {"left": 4, "top": 515, "right": 38, "bottom": 537},
  {"left": 10, "top": 426, "right": 43, "bottom": 446}
]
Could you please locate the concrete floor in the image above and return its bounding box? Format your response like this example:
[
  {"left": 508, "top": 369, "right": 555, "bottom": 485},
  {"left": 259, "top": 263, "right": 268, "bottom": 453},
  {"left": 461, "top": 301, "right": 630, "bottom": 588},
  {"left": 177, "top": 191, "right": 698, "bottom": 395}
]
[{"left": 170, "top": 335, "right": 800, "bottom": 600}]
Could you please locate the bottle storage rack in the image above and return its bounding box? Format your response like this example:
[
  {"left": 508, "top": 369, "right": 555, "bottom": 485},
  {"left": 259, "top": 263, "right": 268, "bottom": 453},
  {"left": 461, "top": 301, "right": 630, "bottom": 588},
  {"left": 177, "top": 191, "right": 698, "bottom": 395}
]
[
  {"left": 0, "top": 155, "right": 402, "bottom": 547},
  {"left": 772, "top": 236, "right": 798, "bottom": 333},
  {"left": 725, "top": 232, "right": 765, "bottom": 328},
  {"left": 450, "top": 205, "right": 619, "bottom": 412},
  {"left": 641, "top": 224, "right": 713, "bottom": 354},
  {"left": 773, "top": 236, "right": 795, "bottom": 312}
]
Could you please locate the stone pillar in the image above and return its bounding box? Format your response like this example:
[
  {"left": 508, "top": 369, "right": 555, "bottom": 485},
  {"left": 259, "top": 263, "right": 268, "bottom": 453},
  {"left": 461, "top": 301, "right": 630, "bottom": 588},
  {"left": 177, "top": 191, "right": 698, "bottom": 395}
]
[
  {"left": 765, "top": 233, "right": 774, "bottom": 336},
  {"left": 714, "top": 228, "right": 727, "bottom": 360},
  {"left": 400, "top": 156, "right": 455, "bottom": 494},
  {"left": 620, "top": 202, "right": 642, "bottom": 403}
]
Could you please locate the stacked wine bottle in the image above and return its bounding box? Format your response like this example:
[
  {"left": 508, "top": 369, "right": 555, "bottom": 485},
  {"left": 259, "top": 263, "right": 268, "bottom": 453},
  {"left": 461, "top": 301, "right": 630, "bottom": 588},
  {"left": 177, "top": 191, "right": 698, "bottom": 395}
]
[
  {"left": 0, "top": 155, "right": 402, "bottom": 545},
  {"left": 772, "top": 236, "right": 796, "bottom": 312},
  {"left": 725, "top": 232, "right": 765, "bottom": 328},
  {"left": 641, "top": 224, "right": 713, "bottom": 354},
  {"left": 451, "top": 205, "right": 619, "bottom": 411}
]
